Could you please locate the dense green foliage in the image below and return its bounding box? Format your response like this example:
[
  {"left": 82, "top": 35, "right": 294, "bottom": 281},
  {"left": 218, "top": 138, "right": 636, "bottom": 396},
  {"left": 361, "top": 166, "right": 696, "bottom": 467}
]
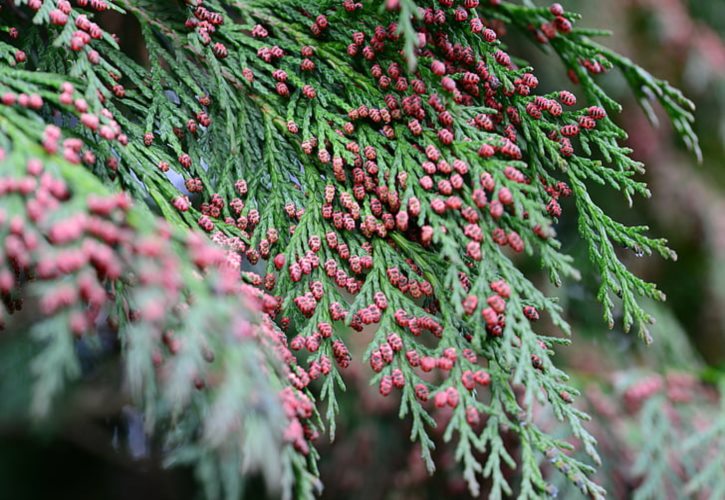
[{"left": 0, "top": 0, "right": 721, "bottom": 498}]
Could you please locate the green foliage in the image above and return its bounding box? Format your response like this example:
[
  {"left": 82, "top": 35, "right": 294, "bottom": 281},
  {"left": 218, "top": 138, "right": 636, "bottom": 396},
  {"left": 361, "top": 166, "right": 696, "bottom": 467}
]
[{"left": 0, "top": 0, "right": 716, "bottom": 499}]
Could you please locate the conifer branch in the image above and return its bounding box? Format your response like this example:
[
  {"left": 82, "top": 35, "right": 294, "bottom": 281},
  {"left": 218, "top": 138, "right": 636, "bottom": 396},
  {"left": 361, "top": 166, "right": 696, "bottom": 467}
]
[{"left": 0, "top": 0, "right": 708, "bottom": 497}]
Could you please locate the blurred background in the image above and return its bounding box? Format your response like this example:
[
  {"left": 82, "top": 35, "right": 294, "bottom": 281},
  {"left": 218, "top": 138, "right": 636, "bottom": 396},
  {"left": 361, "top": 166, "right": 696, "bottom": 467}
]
[{"left": 1, "top": 1, "right": 723, "bottom": 498}]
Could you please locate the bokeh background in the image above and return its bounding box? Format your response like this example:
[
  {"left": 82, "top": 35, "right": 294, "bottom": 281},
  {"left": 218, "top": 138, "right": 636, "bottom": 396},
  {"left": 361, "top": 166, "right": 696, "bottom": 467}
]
[{"left": 1, "top": 1, "right": 723, "bottom": 498}]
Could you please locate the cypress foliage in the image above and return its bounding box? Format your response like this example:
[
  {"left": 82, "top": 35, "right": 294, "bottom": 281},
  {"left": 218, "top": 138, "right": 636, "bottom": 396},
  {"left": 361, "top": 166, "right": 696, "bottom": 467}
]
[{"left": 0, "top": 1, "right": 718, "bottom": 498}]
